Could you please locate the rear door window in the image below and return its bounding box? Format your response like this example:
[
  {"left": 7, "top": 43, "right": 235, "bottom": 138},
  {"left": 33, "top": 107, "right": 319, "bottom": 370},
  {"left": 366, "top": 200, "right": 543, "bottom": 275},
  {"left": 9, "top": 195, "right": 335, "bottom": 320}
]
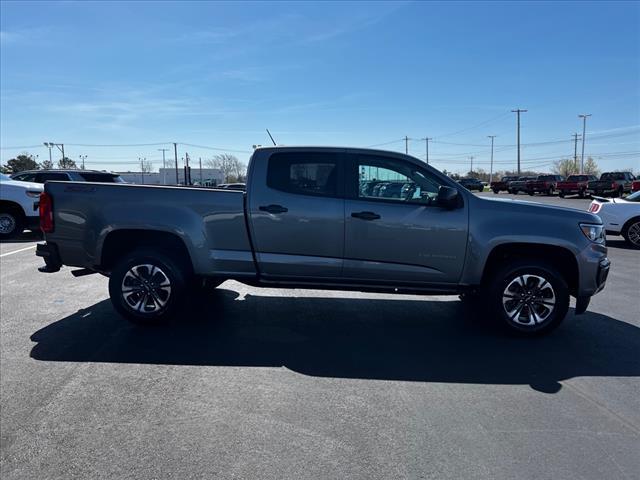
[
  {"left": 79, "top": 173, "right": 120, "bottom": 182},
  {"left": 267, "top": 152, "right": 342, "bottom": 197}
]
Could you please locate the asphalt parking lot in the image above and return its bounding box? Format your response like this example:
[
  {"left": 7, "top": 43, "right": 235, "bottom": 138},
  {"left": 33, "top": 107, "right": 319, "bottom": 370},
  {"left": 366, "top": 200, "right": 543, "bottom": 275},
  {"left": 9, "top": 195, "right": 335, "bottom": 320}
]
[{"left": 1, "top": 193, "right": 639, "bottom": 480}]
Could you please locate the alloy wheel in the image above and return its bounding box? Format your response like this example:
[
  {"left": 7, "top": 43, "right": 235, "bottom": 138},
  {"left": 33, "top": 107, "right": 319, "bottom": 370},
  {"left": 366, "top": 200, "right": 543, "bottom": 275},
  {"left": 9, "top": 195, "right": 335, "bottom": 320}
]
[
  {"left": 502, "top": 274, "right": 556, "bottom": 327},
  {"left": 0, "top": 213, "right": 17, "bottom": 235},
  {"left": 628, "top": 221, "right": 640, "bottom": 247},
  {"left": 121, "top": 264, "right": 172, "bottom": 314}
]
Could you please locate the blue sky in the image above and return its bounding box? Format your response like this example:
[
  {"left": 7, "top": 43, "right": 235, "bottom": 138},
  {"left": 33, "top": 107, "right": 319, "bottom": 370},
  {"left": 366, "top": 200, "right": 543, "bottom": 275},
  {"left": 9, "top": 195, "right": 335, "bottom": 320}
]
[{"left": 1, "top": 0, "right": 639, "bottom": 174}]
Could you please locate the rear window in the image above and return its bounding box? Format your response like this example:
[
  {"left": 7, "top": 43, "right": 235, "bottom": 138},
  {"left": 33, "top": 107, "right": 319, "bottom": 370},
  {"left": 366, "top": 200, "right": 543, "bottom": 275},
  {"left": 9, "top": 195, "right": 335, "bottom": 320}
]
[
  {"left": 267, "top": 152, "right": 339, "bottom": 197},
  {"left": 79, "top": 173, "right": 122, "bottom": 182},
  {"left": 568, "top": 175, "right": 589, "bottom": 181},
  {"left": 602, "top": 173, "right": 625, "bottom": 180},
  {"left": 35, "top": 172, "right": 70, "bottom": 182}
]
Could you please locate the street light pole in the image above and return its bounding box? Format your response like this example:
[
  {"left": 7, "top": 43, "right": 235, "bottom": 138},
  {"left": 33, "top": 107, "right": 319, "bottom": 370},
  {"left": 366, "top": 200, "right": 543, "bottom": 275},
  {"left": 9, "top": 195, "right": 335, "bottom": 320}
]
[
  {"left": 79, "top": 155, "right": 87, "bottom": 169},
  {"left": 43, "top": 143, "right": 53, "bottom": 167},
  {"left": 578, "top": 114, "right": 592, "bottom": 174},
  {"left": 488, "top": 135, "right": 496, "bottom": 185}
]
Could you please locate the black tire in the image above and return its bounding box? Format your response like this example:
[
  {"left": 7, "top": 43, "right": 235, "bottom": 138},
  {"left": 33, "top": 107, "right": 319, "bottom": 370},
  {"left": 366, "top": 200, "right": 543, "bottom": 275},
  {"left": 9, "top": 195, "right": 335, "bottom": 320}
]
[
  {"left": 621, "top": 217, "right": 640, "bottom": 249},
  {"left": 485, "top": 259, "right": 570, "bottom": 336},
  {"left": 547, "top": 187, "right": 554, "bottom": 196},
  {"left": 558, "top": 191, "right": 565, "bottom": 198},
  {"left": 0, "top": 208, "right": 25, "bottom": 240},
  {"left": 578, "top": 189, "right": 585, "bottom": 199},
  {"left": 492, "top": 189, "right": 499, "bottom": 194},
  {"left": 108, "top": 248, "right": 189, "bottom": 324},
  {"left": 527, "top": 191, "right": 534, "bottom": 196}
]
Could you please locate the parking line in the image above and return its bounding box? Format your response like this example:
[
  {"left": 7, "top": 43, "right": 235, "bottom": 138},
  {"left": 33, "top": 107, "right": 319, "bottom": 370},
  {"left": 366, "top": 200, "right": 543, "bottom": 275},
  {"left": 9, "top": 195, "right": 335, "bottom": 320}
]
[{"left": 0, "top": 245, "right": 37, "bottom": 258}]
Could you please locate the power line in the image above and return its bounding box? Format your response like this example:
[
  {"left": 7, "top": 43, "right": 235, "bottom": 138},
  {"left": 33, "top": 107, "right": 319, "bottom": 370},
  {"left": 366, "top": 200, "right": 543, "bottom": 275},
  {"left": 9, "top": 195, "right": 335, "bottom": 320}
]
[{"left": 435, "top": 111, "right": 511, "bottom": 139}]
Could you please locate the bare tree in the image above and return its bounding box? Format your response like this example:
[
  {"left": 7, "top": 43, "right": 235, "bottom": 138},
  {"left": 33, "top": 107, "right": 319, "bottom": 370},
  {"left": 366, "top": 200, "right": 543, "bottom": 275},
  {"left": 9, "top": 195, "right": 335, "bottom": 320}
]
[
  {"left": 141, "top": 159, "right": 153, "bottom": 174},
  {"left": 583, "top": 157, "right": 600, "bottom": 176},
  {"left": 552, "top": 158, "right": 579, "bottom": 178},
  {"left": 206, "top": 154, "right": 246, "bottom": 182},
  {"left": 58, "top": 157, "right": 77, "bottom": 169}
]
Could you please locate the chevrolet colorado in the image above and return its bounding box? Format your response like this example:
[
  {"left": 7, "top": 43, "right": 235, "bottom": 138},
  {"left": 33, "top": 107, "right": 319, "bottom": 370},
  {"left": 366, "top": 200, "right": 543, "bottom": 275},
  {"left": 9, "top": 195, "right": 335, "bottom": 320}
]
[{"left": 36, "top": 146, "right": 610, "bottom": 335}]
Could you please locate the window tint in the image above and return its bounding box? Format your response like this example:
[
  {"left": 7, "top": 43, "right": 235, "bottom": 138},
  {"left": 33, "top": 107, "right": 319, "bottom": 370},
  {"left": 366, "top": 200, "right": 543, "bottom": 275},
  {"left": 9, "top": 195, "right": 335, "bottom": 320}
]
[
  {"left": 35, "top": 172, "right": 70, "bottom": 182},
  {"left": 79, "top": 173, "right": 120, "bottom": 182},
  {"left": 356, "top": 155, "right": 442, "bottom": 205},
  {"left": 267, "top": 152, "right": 339, "bottom": 197},
  {"left": 13, "top": 173, "right": 37, "bottom": 182}
]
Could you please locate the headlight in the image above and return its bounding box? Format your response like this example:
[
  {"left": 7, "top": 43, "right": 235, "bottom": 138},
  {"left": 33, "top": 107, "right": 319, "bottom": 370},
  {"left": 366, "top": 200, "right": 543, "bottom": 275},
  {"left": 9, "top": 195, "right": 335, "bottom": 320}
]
[
  {"left": 580, "top": 223, "right": 605, "bottom": 243},
  {"left": 25, "top": 190, "right": 41, "bottom": 198}
]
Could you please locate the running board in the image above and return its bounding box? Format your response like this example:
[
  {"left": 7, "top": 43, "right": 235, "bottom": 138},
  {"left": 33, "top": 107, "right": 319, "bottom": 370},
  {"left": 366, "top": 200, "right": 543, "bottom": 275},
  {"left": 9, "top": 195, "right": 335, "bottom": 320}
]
[{"left": 71, "top": 268, "right": 97, "bottom": 277}]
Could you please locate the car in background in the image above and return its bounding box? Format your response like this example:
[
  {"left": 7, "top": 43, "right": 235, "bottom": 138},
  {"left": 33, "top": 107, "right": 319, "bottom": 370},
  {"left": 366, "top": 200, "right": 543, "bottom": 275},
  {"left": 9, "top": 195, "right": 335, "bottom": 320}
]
[
  {"left": 632, "top": 179, "right": 640, "bottom": 192},
  {"left": 379, "top": 182, "right": 406, "bottom": 198},
  {"left": 508, "top": 176, "right": 537, "bottom": 194},
  {"left": 216, "top": 183, "right": 246, "bottom": 191},
  {"left": 10, "top": 169, "right": 124, "bottom": 184},
  {"left": 0, "top": 173, "right": 43, "bottom": 239},
  {"left": 588, "top": 191, "right": 640, "bottom": 248},
  {"left": 490, "top": 175, "right": 519, "bottom": 194},
  {"left": 557, "top": 174, "right": 598, "bottom": 198},
  {"left": 526, "top": 174, "right": 564, "bottom": 196},
  {"left": 587, "top": 172, "right": 635, "bottom": 197},
  {"left": 457, "top": 177, "right": 484, "bottom": 192}
]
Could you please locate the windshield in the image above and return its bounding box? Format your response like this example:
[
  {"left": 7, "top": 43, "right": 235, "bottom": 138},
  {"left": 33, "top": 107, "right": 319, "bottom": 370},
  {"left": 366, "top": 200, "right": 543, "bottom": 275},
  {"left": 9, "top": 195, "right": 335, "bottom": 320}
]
[
  {"left": 626, "top": 191, "right": 640, "bottom": 202},
  {"left": 601, "top": 173, "right": 625, "bottom": 180}
]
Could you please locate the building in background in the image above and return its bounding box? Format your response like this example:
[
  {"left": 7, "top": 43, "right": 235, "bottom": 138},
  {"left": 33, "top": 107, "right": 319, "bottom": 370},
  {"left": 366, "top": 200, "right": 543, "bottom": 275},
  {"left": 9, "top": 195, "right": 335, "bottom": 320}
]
[{"left": 117, "top": 168, "right": 224, "bottom": 186}]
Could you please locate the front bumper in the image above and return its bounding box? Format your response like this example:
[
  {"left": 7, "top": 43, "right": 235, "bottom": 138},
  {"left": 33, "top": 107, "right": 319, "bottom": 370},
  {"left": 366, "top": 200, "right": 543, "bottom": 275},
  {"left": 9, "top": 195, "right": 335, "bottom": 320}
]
[
  {"left": 36, "top": 242, "right": 62, "bottom": 273},
  {"left": 595, "top": 257, "right": 610, "bottom": 294}
]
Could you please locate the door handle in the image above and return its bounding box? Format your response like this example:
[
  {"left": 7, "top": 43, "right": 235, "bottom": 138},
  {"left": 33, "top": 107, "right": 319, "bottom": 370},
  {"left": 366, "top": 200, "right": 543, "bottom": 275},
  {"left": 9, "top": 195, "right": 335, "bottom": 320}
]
[
  {"left": 259, "top": 204, "right": 288, "bottom": 214},
  {"left": 351, "top": 211, "right": 381, "bottom": 221}
]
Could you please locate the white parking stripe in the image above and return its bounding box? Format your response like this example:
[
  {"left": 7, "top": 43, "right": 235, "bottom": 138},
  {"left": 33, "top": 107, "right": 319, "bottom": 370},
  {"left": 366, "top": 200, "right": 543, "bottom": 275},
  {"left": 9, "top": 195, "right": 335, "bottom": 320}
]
[{"left": 0, "top": 245, "right": 37, "bottom": 258}]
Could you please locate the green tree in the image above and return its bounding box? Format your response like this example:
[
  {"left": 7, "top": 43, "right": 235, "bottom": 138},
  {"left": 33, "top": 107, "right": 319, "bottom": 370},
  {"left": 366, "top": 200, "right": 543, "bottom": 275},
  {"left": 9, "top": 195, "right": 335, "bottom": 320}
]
[
  {"left": 2, "top": 153, "right": 40, "bottom": 173},
  {"left": 58, "top": 157, "right": 77, "bottom": 169}
]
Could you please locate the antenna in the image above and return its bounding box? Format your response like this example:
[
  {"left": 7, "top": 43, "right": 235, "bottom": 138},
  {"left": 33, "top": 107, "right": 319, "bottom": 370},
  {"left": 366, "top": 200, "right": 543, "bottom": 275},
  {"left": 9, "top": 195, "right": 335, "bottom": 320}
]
[{"left": 266, "top": 129, "right": 277, "bottom": 146}]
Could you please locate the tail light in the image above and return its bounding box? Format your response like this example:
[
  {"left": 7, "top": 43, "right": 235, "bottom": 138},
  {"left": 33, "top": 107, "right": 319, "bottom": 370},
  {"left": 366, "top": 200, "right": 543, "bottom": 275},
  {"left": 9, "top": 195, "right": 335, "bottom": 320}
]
[
  {"left": 589, "top": 202, "right": 601, "bottom": 214},
  {"left": 39, "top": 192, "right": 54, "bottom": 233},
  {"left": 611, "top": 182, "right": 617, "bottom": 189}
]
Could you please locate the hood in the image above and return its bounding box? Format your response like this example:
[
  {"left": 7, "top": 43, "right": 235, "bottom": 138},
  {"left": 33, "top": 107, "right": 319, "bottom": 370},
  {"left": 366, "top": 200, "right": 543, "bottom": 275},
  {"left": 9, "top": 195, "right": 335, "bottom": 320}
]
[
  {"left": 478, "top": 195, "right": 601, "bottom": 224},
  {"left": 1, "top": 178, "right": 44, "bottom": 191}
]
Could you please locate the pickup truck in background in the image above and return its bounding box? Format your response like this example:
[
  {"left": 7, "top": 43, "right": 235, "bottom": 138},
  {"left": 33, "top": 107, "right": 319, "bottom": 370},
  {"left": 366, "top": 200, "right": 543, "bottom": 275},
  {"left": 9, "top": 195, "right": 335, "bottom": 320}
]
[
  {"left": 508, "top": 176, "right": 537, "bottom": 194},
  {"left": 631, "top": 179, "right": 640, "bottom": 193},
  {"left": 36, "top": 146, "right": 610, "bottom": 336},
  {"left": 490, "top": 175, "right": 519, "bottom": 194},
  {"left": 525, "top": 174, "right": 565, "bottom": 196},
  {"left": 587, "top": 172, "right": 636, "bottom": 197},
  {"left": 557, "top": 174, "right": 598, "bottom": 198},
  {"left": 0, "top": 173, "right": 43, "bottom": 239}
]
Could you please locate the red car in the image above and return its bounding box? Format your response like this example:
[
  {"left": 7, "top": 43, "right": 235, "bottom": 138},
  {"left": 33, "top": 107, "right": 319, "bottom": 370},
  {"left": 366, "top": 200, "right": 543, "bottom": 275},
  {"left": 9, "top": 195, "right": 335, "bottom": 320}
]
[{"left": 557, "top": 174, "right": 598, "bottom": 198}]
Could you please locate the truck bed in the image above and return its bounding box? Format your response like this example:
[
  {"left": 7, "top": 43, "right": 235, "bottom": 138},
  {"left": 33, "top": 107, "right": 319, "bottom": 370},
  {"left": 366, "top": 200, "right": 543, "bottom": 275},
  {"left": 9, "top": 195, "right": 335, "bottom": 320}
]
[{"left": 42, "top": 181, "right": 256, "bottom": 276}]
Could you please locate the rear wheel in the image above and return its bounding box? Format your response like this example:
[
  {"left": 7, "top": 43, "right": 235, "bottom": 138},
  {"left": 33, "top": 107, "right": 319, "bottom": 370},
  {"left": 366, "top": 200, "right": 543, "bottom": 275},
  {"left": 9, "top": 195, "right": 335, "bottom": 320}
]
[
  {"left": 486, "top": 259, "right": 569, "bottom": 336},
  {"left": 547, "top": 187, "right": 554, "bottom": 196},
  {"left": 558, "top": 190, "right": 565, "bottom": 198},
  {"left": 492, "top": 189, "right": 499, "bottom": 194},
  {"left": 0, "top": 209, "right": 24, "bottom": 240},
  {"left": 578, "top": 188, "right": 585, "bottom": 199},
  {"left": 108, "top": 248, "right": 189, "bottom": 324},
  {"left": 622, "top": 218, "right": 640, "bottom": 249}
]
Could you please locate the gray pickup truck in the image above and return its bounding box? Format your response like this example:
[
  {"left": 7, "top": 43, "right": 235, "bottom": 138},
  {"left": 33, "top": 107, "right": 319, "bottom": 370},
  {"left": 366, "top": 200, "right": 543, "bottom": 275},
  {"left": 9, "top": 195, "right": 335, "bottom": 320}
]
[{"left": 36, "top": 146, "right": 610, "bottom": 335}]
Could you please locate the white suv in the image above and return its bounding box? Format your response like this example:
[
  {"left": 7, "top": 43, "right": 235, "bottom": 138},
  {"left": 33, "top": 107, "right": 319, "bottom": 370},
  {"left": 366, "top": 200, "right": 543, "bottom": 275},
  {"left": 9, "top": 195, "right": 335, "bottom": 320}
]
[{"left": 0, "top": 173, "right": 43, "bottom": 239}]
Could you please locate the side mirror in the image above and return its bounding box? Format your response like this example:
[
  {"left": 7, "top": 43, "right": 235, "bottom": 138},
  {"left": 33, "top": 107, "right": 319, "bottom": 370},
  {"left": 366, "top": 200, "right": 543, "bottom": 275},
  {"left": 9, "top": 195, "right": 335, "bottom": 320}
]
[{"left": 437, "top": 185, "right": 460, "bottom": 209}]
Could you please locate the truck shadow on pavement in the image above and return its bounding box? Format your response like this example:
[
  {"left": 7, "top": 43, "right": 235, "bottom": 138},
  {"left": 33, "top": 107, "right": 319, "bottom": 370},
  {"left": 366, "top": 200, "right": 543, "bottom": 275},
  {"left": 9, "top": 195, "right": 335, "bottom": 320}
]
[{"left": 30, "top": 288, "right": 640, "bottom": 393}]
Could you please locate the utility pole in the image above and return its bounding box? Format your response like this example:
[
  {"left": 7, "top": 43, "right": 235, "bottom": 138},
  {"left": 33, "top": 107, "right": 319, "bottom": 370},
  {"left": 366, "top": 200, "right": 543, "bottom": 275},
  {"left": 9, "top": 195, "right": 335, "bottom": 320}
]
[
  {"left": 469, "top": 156, "right": 474, "bottom": 175},
  {"left": 185, "top": 152, "right": 191, "bottom": 185},
  {"left": 572, "top": 133, "right": 581, "bottom": 173},
  {"left": 158, "top": 148, "right": 169, "bottom": 185},
  {"left": 199, "top": 157, "right": 203, "bottom": 183},
  {"left": 511, "top": 109, "right": 527, "bottom": 174},
  {"left": 173, "top": 143, "right": 179, "bottom": 184},
  {"left": 404, "top": 136, "right": 409, "bottom": 155},
  {"left": 79, "top": 154, "right": 87, "bottom": 170},
  {"left": 43, "top": 143, "right": 53, "bottom": 167},
  {"left": 578, "top": 114, "right": 592, "bottom": 174},
  {"left": 422, "top": 137, "right": 432, "bottom": 165},
  {"left": 488, "top": 135, "right": 496, "bottom": 185}
]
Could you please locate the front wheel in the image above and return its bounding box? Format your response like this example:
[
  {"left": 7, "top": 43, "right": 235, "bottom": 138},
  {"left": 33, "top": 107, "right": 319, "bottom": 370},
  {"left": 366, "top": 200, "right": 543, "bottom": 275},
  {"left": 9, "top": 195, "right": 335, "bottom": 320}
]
[
  {"left": 547, "top": 187, "right": 554, "bottom": 196},
  {"left": 0, "top": 209, "right": 25, "bottom": 240},
  {"left": 622, "top": 218, "right": 640, "bottom": 249},
  {"left": 559, "top": 191, "right": 565, "bottom": 198},
  {"left": 486, "top": 259, "right": 570, "bottom": 335},
  {"left": 108, "top": 248, "right": 189, "bottom": 324},
  {"left": 492, "top": 189, "right": 499, "bottom": 194}
]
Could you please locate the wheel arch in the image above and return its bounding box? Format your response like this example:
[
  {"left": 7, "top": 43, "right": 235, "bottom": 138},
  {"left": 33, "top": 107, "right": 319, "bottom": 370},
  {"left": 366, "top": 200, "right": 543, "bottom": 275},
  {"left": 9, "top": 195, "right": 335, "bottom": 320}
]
[
  {"left": 0, "top": 200, "right": 26, "bottom": 217},
  {"left": 99, "top": 229, "right": 194, "bottom": 273},
  {"left": 481, "top": 243, "right": 579, "bottom": 296}
]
